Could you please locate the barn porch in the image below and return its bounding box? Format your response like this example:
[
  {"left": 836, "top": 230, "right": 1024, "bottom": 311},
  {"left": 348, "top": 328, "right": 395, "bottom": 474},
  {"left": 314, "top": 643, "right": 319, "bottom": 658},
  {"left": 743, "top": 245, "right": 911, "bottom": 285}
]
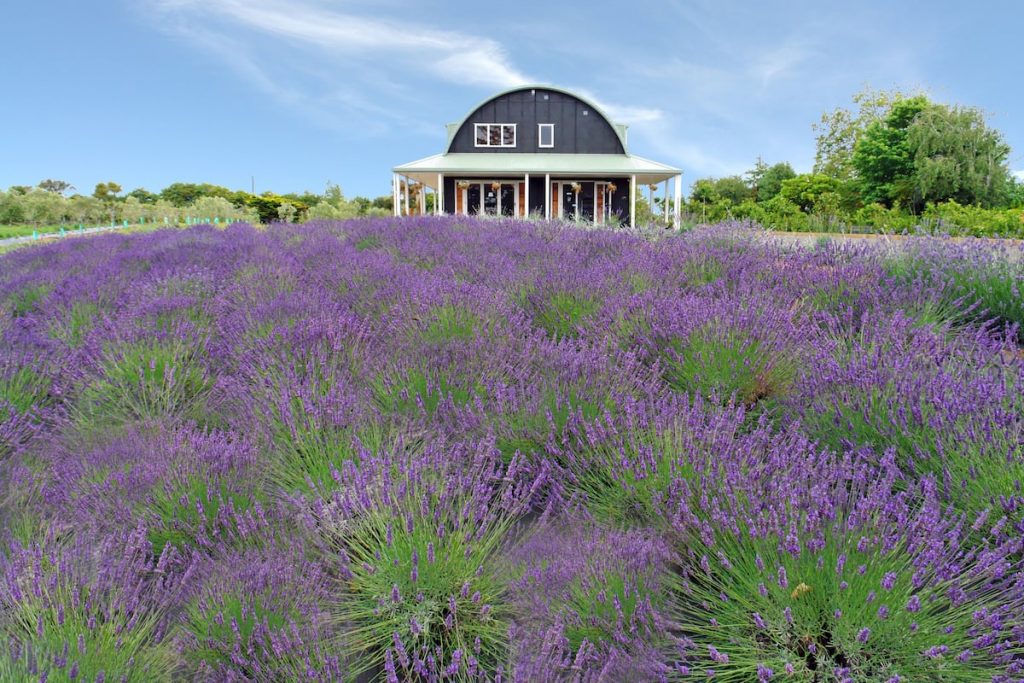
[{"left": 391, "top": 153, "right": 683, "bottom": 228}]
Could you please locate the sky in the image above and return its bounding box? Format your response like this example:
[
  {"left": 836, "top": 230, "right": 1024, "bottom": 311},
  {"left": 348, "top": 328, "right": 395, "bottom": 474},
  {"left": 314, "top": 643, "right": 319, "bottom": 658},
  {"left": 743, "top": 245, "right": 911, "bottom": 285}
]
[{"left": 2, "top": 0, "right": 1023, "bottom": 199}]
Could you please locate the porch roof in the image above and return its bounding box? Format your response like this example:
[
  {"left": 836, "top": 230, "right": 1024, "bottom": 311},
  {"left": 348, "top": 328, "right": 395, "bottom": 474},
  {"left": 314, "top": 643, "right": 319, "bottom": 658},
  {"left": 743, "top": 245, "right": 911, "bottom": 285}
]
[{"left": 393, "top": 153, "right": 681, "bottom": 189}]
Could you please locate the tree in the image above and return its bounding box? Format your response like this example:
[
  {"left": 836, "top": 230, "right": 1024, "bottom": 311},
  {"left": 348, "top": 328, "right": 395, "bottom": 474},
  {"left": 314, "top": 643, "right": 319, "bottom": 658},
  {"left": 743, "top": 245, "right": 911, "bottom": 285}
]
[
  {"left": 0, "top": 190, "right": 26, "bottom": 224},
  {"left": 121, "top": 196, "right": 147, "bottom": 224},
  {"left": 714, "top": 176, "right": 752, "bottom": 205},
  {"left": 780, "top": 174, "right": 842, "bottom": 212},
  {"left": 159, "top": 182, "right": 234, "bottom": 206},
  {"left": 127, "top": 187, "right": 159, "bottom": 204},
  {"left": 191, "top": 196, "right": 238, "bottom": 222},
  {"left": 37, "top": 179, "right": 75, "bottom": 195},
  {"left": 1009, "top": 176, "right": 1024, "bottom": 209},
  {"left": 907, "top": 105, "right": 1012, "bottom": 208},
  {"left": 747, "top": 160, "right": 796, "bottom": 202},
  {"left": 851, "top": 96, "right": 931, "bottom": 208},
  {"left": 277, "top": 202, "right": 297, "bottom": 222},
  {"left": 93, "top": 181, "right": 123, "bottom": 224},
  {"left": 813, "top": 87, "right": 917, "bottom": 180},
  {"left": 689, "top": 176, "right": 751, "bottom": 206},
  {"left": 21, "top": 189, "right": 64, "bottom": 228},
  {"left": 371, "top": 195, "right": 393, "bottom": 211},
  {"left": 68, "top": 195, "right": 103, "bottom": 225}
]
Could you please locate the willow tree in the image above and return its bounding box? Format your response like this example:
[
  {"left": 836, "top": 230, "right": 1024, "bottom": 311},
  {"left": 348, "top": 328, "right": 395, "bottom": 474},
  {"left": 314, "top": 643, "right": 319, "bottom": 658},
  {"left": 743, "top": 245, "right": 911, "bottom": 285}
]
[{"left": 908, "top": 105, "right": 1011, "bottom": 208}]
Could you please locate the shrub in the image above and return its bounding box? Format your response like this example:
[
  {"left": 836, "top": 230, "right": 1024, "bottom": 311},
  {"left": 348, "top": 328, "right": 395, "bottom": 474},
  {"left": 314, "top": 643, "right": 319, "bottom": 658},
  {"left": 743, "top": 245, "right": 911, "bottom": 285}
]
[
  {"left": 672, "top": 460, "right": 1024, "bottom": 680},
  {"left": 0, "top": 530, "right": 187, "bottom": 683},
  {"left": 659, "top": 323, "right": 796, "bottom": 407},
  {"left": 316, "top": 442, "right": 541, "bottom": 681},
  {"left": 75, "top": 333, "right": 214, "bottom": 432}
]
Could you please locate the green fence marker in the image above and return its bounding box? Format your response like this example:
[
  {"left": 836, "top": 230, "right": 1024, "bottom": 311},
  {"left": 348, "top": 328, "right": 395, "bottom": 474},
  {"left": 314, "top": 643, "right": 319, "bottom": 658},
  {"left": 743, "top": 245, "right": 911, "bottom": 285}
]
[
  {"left": 214, "top": 217, "right": 220, "bottom": 225},
  {"left": 78, "top": 224, "right": 84, "bottom": 233},
  {"left": 123, "top": 220, "right": 129, "bottom": 228},
  {"left": 60, "top": 227, "right": 66, "bottom": 237},
  {"left": 32, "top": 230, "right": 39, "bottom": 240},
  {"left": 164, "top": 216, "right": 169, "bottom": 225}
]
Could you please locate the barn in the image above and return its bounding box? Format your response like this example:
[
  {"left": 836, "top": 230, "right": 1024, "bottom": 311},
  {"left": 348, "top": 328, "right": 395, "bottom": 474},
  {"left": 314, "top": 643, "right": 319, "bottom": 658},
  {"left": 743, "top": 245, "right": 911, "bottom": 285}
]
[{"left": 392, "top": 86, "right": 683, "bottom": 228}]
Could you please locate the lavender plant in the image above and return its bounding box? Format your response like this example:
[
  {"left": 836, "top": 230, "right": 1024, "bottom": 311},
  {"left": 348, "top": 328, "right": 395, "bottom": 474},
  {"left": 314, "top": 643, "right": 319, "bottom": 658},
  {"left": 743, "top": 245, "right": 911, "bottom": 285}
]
[
  {"left": 315, "top": 441, "right": 543, "bottom": 681},
  {"left": 0, "top": 217, "right": 1022, "bottom": 681},
  {"left": 0, "top": 529, "right": 190, "bottom": 682}
]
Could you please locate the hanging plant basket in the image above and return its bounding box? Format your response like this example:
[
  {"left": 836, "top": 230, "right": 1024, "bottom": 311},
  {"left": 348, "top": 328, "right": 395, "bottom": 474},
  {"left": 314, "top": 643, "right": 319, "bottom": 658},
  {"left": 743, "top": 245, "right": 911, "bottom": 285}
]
[
  {"left": 570, "top": 182, "right": 582, "bottom": 194},
  {"left": 490, "top": 182, "right": 502, "bottom": 192},
  {"left": 607, "top": 182, "right": 617, "bottom": 194},
  {"left": 457, "top": 180, "right": 470, "bottom": 189}
]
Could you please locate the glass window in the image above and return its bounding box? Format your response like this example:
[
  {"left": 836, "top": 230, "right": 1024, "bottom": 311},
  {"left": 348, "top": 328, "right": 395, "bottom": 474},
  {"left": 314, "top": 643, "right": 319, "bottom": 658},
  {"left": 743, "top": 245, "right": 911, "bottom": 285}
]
[
  {"left": 473, "top": 124, "right": 516, "bottom": 148},
  {"left": 538, "top": 124, "right": 554, "bottom": 148}
]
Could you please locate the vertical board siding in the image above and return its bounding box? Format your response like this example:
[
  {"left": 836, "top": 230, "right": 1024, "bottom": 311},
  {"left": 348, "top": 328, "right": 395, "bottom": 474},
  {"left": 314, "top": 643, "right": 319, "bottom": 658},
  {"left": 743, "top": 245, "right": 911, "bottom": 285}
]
[{"left": 448, "top": 88, "right": 624, "bottom": 154}]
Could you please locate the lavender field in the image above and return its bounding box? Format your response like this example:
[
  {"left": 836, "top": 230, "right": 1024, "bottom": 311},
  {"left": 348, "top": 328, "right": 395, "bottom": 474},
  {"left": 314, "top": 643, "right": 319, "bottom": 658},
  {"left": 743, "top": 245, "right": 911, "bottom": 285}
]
[{"left": 1, "top": 217, "right": 1023, "bottom": 682}]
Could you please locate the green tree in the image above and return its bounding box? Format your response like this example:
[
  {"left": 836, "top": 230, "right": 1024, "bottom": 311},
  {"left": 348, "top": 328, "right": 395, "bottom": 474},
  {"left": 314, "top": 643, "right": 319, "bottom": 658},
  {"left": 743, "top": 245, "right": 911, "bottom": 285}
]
[
  {"left": 1009, "top": 176, "right": 1024, "bottom": 208},
  {"left": 779, "top": 174, "right": 842, "bottom": 212},
  {"left": 21, "top": 189, "right": 65, "bottom": 228},
  {"left": 37, "top": 179, "right": 75, "bottom": 195},
  {"left": 907, "top": 105, "right": 1012, "bottom": 208},
  {"left": 0, "top": 190, "right": 26, "bottom": 224},
  {"left": 121, "top": 197, "right": 148, "bottom": 224},
  {"left": 159, "top": 182, "right": 234, "bottom": 206},
  {"left": 851, "top": 96, "right": 931, "bottom": 207},
  {"left": 713, "top": 176, "right": 751, "bottom": 205},
  {"left": 191, "top": 196, "right": 240, "bottom": 222},
  {"left": 93, "top": 181, "right": 123, "bottom": 224},
  {"left": 127, "top": 187, "right": 159, "bottom": 204},
  {"left": 277, "top": 202, "right": 297, "bottom": 223},
  {"left": 813, "top": 87, "right": 913, "bottom": 180},
  {"left": 747, "top": 160, "right": 796, "bottom": 202},
  {"left": 68, "top": 194, "right": 103, "bottom": 225}
]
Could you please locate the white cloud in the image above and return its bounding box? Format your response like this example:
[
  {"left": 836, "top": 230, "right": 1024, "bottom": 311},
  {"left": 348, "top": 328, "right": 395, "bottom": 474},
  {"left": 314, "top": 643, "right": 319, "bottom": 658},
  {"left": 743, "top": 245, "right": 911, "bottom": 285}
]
[
  {"left": 151, "top": 0, "right": 530, "bottom": 88},
  {"left": 1013, "top": 169, "right": 1024, "bottom": 181},
  {"left": 145, "top": 0, "right": 531, "bottom": 133}
]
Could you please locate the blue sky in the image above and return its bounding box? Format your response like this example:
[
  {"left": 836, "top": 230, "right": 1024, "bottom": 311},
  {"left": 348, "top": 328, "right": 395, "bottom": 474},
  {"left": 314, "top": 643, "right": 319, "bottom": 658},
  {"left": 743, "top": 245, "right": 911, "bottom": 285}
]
[{"left": 2, "top": 0, "right": 1022, "bottom": 199}]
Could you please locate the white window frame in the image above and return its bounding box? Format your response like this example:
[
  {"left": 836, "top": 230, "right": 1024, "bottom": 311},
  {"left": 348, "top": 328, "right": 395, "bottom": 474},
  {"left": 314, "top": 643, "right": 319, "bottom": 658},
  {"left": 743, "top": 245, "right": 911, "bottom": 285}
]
[
  {"left": 459, "top": 180, "right": 520, "bottom": 217},
  {"left": 538, "top": 123, "right": 555, "bottom": 148},
  {"left": 473, "top": 123, "right": 517, "bottom": 148}
]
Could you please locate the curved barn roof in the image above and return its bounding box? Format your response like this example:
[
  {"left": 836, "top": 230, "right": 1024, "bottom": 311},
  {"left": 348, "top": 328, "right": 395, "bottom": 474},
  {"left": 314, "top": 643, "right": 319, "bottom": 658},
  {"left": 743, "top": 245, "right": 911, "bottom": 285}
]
[{"left": 444, "top": 84, "right": 629, "bottom": 154}]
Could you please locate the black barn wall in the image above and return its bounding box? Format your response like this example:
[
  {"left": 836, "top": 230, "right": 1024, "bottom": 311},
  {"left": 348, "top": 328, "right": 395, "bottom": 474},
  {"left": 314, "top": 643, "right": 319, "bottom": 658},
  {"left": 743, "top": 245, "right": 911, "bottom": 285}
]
[{"left": 448, "top": 89, "right": 625, "bottom": 155}]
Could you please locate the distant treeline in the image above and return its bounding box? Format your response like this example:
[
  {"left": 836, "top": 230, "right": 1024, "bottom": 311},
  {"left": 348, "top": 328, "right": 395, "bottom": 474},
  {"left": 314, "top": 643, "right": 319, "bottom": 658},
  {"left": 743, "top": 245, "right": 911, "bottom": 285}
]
[
  {"left": 0, "top": 181, "right": 395, "bottom": 229},
  {"left": 677, "top": 88, "right": 1024, "bottom": 237}
]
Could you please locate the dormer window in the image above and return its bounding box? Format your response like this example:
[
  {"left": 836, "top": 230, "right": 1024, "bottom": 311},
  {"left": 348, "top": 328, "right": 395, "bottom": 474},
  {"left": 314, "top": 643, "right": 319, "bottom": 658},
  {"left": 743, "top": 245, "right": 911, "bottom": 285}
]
[
  {"left": 474, "top": 123, "right": 516, "bottom": 148},
  {"left": 538, "top": 123, "right": 554, "bottom": 148}
]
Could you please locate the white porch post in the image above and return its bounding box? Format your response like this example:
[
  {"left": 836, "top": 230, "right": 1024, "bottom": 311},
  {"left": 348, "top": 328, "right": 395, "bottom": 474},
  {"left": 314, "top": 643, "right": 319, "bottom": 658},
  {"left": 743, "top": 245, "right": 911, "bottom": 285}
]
[
  {"left": 629, "top": 174, "right": 637, "bottom": 230},
  {"left": 393, "top": 173, "right": 399, "bottom": 217},
  {"left": 663, "top": 181, "right": 669, "bottom": 222},
  {"left": 403, "top": 176, "right": 410, "bottom": 217},
  {"left": 418, "top": 183, "right": 425, "bottom": 216},
  {"left": 544, "top": 174, "right": 551, "bottom": 220},
  {"left": 437, "top": 174, "right": 444, "bottom": 215},
  {"left": 524, "top": 173, "right": 529, "bottom": 219},
  {"left": 674, "top": 174, "right": 683, "bottom": 228}
]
